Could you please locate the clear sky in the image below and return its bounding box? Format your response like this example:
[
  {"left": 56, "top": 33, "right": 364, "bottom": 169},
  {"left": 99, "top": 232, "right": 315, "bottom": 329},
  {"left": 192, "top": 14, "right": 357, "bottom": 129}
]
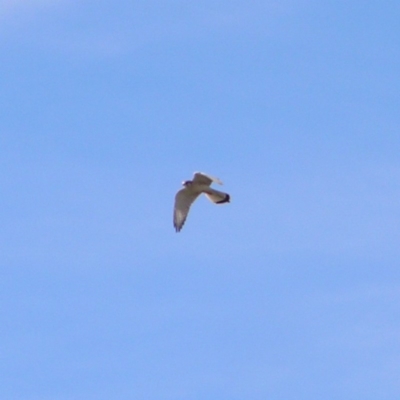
[{"left": 1, "top": 1, "right": 399, "bottom": 399}]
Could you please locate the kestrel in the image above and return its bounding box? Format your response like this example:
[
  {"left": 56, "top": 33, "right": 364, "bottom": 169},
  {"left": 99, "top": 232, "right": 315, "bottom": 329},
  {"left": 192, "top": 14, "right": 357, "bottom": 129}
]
[{"left": 173, "top": 172, "right": 230, "bottom": 232}]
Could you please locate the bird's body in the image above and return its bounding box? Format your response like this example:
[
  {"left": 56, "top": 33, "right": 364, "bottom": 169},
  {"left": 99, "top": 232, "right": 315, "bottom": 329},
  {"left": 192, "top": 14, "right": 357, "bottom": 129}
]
[{"left": 173, "top": 172, "right": 230, "bottom": 232}]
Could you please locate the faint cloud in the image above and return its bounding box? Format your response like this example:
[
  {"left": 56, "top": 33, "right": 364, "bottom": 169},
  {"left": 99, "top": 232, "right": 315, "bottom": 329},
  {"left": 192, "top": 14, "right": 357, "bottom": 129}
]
[
  {"left": 44, "top": 32, "right": 132, "bottom": 58},
  {"left": 0, "top": 0, "right": 74, "bottom": 43},
  {"left": 0, "top": 0, "right": 69, "bottom": 18},
  {"left": 0, "top": 0, "right": 307, "bottom": 58}
]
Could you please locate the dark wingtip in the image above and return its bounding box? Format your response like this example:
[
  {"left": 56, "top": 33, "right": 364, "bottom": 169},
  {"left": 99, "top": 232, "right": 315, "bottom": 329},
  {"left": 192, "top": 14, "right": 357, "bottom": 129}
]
[
  {"left": 174, "top": 225, "right": 181, "bottom": 232},
  {"left": 174, "top": 221, "right": 184, "bottom": 232}
]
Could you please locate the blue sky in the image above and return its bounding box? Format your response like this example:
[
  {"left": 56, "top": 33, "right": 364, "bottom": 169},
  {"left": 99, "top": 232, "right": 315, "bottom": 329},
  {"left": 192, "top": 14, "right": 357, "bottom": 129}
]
[{"left": 1, "top": 1, "right": 399, "bottom": 399}]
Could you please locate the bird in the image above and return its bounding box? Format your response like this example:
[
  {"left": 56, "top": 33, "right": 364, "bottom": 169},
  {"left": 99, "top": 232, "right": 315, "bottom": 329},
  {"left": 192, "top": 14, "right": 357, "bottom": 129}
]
[{"left": 173, "top": 172, "right": 230, "bottom": 232}]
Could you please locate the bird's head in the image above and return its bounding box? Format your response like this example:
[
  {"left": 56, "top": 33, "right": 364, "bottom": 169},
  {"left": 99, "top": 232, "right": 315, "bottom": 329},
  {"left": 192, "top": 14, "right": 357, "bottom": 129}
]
[{"left": 182, "top": 180, "right": 192, "bottom": 187}]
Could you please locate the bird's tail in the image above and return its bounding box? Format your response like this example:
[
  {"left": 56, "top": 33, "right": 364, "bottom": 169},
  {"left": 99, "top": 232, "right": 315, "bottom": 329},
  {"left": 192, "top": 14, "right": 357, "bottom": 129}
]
[{"left": 204, "top": 189, "right": 230, "bottom": 204}]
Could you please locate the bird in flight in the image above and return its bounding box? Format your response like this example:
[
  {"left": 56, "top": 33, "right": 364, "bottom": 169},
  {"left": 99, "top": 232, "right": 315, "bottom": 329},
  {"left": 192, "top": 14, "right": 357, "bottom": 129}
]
[{"left": 173, "top": 172, "right": 230, "bottom": 232}]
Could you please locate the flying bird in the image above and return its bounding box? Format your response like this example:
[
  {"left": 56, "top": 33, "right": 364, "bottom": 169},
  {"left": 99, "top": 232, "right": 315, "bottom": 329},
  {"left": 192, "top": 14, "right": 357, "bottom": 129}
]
[{"left": 173, "top": 172, "right": 230, "bottom": 232}]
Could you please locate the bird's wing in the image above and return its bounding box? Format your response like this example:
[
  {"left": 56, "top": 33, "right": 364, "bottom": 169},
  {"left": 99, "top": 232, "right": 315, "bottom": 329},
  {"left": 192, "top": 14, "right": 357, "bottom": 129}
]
[
  {"left": 192, "top": 172, "right": 223, "bottom": 186},
  {"left": 204, "top": 188, "right": 230, "bottom": 204},
  {"left": 173, "top": 188, "right": 200, "bottom": 232}
]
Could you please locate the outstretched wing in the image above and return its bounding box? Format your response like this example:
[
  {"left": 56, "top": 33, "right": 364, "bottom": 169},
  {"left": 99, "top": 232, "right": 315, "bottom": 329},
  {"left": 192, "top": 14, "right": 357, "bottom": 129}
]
[
  {"left": 204, "top": 188, "right": 230, "bottom": 204},
  {"left": 192, "top": 172, "right": 223, "bottom": 186},
  {"left": 173, "top": 188, "right": 200, "bottom": 232}
]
